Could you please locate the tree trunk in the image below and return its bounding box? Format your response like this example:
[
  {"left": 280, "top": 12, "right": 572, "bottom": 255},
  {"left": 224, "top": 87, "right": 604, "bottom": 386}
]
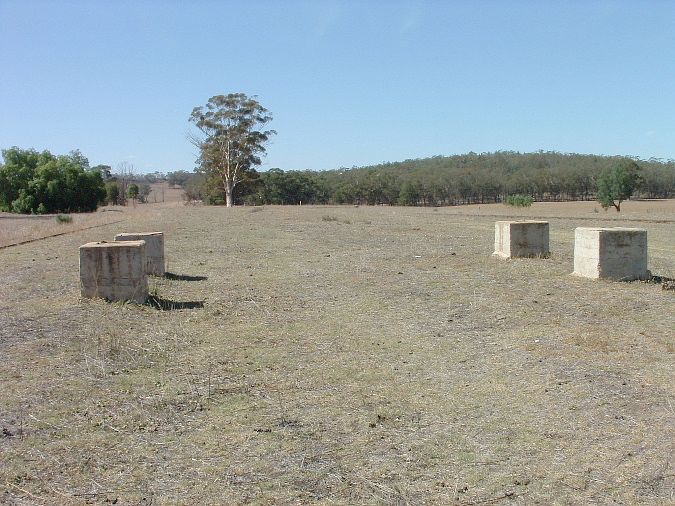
[{"left": 225, "top": 180, "right": 234, "bottom": 207}]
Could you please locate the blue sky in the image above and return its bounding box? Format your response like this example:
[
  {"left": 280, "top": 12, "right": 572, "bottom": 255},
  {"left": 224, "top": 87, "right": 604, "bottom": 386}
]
[{"left": 1, "top": 0, "right": 674, "bottom": 173}]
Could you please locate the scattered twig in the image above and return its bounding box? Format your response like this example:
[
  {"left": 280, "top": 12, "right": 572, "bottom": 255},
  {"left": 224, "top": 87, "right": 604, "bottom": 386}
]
[
  {"left": 458, "top": 491, "right": 518, "bottom": 505},
  {"left": 9, "top": 483, "right": 45, "bottom": 504},
  {"left": 73, "top": 491, "right": 117, "bottom": 497}
]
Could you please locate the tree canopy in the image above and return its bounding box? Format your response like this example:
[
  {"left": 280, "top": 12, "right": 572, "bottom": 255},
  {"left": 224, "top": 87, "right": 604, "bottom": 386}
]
[
  {"left": 127, "top": 183, "right": 139, "bottom": 201},
  {"left": 91, "top": 164, "right": 112, "bottom": 180},
  {"left": 0, "top": 147, "right": 105, "bottom": 213},
  {"left": 596, "top": 159, "right": 642, "bottom": 211},
  {"left": 189, "top": 93, "right": 275, "bottom": 207}
]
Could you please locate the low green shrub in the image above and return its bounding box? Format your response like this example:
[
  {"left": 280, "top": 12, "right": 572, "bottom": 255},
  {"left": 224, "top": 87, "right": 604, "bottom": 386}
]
[
  {"left": 55, "top": 214, "right": 73, "bottom": 224},
  {"left": 505, "top": 194, "right": 534, "bottom": 207}
]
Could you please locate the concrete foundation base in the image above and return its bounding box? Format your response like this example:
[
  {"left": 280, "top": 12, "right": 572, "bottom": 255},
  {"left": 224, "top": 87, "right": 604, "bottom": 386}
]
[
  {"left": 493, "top": 221, "right": 550, "bottom": 259},
  {"left": 114, "top": 232, "right": 165, "bottom": 276},
  {"left": 80, "top": 240, "right": 148, "bottom": 303},
  {"left": 573, "top": 227, "right": 648, "bottom": 281}
]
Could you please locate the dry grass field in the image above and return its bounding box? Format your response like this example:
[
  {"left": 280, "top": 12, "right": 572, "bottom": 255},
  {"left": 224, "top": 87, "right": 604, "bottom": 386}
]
[
  {"left": 1, "top": 200, "right": 674, "bottom": 505},
  {"left": 0, "top": 212, "right": 125, "bottom": 249}
]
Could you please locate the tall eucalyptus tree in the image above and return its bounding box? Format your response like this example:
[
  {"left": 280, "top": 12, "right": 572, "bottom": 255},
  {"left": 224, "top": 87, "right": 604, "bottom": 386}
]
[{"left": 189, "top": 93, "right": 275, "bottom": 207}]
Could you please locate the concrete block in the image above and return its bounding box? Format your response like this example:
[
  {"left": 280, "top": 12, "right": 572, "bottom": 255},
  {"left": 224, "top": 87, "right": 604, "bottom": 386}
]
[
  {"left": 493, "top": 221, "right": 550, "bottom": 259},
  {"left": 114, "top": 232, "right": 165, "bottom": 276},
  {"left": 573, "top": 227, "right": 648, "bottom": 281},
  {"left": 80, "top": 241, "right": 149, "bottom": 303}
]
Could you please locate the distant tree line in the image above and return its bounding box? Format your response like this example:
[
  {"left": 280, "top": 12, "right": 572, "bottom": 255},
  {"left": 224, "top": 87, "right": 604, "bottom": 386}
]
[
  {"left": 177, "top": 151, "right": 675, "bottom": 207},
  {"left": 104, "top": 164, "right": 163, "bottom": 206},
  {"left": 4, "top": 146, "right": 672, "bottom": 213}
]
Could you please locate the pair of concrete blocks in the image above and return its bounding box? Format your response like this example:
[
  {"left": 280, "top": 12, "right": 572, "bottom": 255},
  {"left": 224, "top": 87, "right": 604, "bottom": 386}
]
[
  {"left": 79, "top": 232, "right": 165, "bottom": 303},
  {"left": 493, "top": 221, "right": 649, "bottom": 281}
]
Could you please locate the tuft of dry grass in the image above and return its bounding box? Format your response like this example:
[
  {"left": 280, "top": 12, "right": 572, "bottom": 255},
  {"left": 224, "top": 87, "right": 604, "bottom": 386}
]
[{"left": 0, "top": 201, "right": 673, "bottom": 504}]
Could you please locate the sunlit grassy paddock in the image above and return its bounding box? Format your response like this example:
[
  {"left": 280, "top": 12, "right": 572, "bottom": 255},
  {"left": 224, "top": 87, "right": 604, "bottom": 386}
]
[{"left": 1, "top": 200, "right": 673, "bottom": 504}]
